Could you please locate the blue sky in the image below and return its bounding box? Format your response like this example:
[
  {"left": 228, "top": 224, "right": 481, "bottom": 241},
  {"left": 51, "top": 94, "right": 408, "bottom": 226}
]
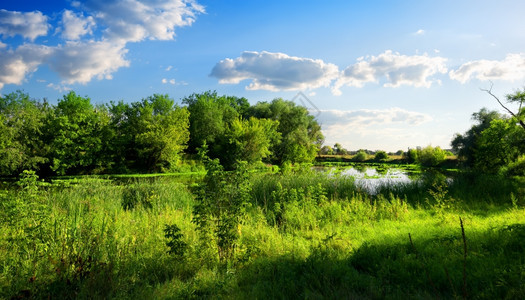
[{"left": 1, "top": 0, "right": 525, "bottom": 151}]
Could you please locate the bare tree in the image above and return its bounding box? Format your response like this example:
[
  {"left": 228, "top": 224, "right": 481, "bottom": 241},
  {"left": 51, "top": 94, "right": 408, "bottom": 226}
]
[{"left": 481, "top": 83, "right": 525, "bottom": 131}]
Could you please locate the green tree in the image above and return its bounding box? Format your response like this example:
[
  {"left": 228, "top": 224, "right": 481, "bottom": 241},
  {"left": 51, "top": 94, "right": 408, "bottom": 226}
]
[
  {"left": 221, "top": 117, "right": 280, "bottom": 169},
  {"left": 109, "top": 94, "right": 190, "bottom": 172},
  {"left": 44, "top": 91, "right": 111, "bottom": 175},
  {"left": 0, "top": 91, "right": 50, "bottom": 176},
  {"left": 248, "top": 99, "right": 324, "bottom": 165},
  {"left": 451, "top": 108, "right": 503, "bottom": 168},
  {"left": 473, "top": 118, "right": 525, "bottom": 173},
  {"left": 319, "top": 145, "right": 333, "bottom": 155},
  {"left": 183, "top": 91, "right": 248, "bottom": 155}
]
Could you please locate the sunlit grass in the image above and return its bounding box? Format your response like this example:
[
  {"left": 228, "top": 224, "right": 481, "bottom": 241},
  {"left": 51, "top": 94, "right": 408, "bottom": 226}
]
[{"left": 0, "top": 171, "right": 523, "bottom": 298}]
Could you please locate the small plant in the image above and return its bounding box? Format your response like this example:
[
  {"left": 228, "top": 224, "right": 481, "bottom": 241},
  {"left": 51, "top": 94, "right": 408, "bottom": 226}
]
[{"left": 164, "top": 224, "right": 187, "bottom": 257}]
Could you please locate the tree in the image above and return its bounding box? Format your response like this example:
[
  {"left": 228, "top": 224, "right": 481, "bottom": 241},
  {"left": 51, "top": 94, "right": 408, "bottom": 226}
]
[
  {"left": 482, "top": 84, "right": 525, "bottom": 131},
  {"left": 319, "top": 145, "right": 333, "bottom": 155},
  {"left": 0, "top": 91, "right": 49, "bottom": 176},
  {"left": 473, "top": 118, "right": 525, "bottom": 173},
  {"left": 451, "top": 108, "right": 503, "bottom": 167},
  {"left": 44, "top": 91, "right": 110, "bottom": 175},
  {"left": 183, "top": 91, "right": 248, "bottom": 155},
  {"left": 220, "top": 117, "right": 280, "bottom": 170},
  {"left": 109, "top": 94, "right": 190, "bottom": 172},
  {"left": 248, "top": 99, "right": 324, "bottom": 165}
]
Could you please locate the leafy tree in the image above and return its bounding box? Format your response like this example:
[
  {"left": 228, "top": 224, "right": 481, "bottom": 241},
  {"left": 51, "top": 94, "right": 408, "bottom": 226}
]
[
  {"left": 248, "top": 99, "right": 324, "bottom": 165},
  {"left": 109, "top": 94, "right": 190, "bottom": 172},
  {"left": 451, "top": 108, "right": 503, "bottom": 167},
  {"left": 44, "top": 91, "right": 111, "bottom": 175},
  {"left": 183, "top": 91, "right": 248, "bottom": 154},
  {"left": 319, "top": 145, "right": 333, "bottom": 155},
  {"left": 221, "top": 117, "right": 280, "bottom": 169},
  {"left": 404, "top": 148, "right": 419, "bottom": 164},
  {"left": 0, "top": 91, "right": 50, "bottom": 176},
  {"left": 473, "top": 118, "right": 525, "bottom": 173}
]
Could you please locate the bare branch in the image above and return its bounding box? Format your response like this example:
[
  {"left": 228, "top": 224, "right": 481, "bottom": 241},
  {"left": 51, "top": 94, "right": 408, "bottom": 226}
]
[{"left": 480, "top": 83, "right": 517, "bottom": 119}]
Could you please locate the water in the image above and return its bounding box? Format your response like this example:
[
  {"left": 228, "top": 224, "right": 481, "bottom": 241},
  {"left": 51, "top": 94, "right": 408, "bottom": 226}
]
[{"left": 328, "top": 166, "right": 414, "bottom": 195}]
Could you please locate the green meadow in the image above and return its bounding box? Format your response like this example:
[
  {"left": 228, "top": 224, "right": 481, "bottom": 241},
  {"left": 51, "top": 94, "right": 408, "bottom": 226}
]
[{"left": 1, "top": 169, "right": 524, "bottom": 299}]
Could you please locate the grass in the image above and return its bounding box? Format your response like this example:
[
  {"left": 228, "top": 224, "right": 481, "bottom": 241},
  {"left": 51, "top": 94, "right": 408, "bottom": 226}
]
[{"left": 0, "top": 170, "right": 524, "bottom": 299}]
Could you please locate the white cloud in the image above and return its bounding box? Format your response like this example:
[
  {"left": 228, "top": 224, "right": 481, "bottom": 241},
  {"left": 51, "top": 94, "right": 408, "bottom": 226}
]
[
  {"left": 449, "top": 53, "right": 525, "bottom": 83},
  {"left": 332, "top": 50, "right": 448, "bottom": 95},
  {"left": 60, "top": 10, "right": 96, "bottom": 40},
  {"left": 165, "top": 65, "right": 173, "bottom": 71},
  {"left": 318, "top": 108, "right": 434, "bottom": 151},
  {"left": 210, "top": 51, "right": 339, "bottom": 91},
  {"left": 49, "top": 40, "right": 129, "bottom": 84},
  {"left": 0, "top": 9, "right": 50, "bottom": 41},
  {"left": 162, "top": 78, "right": 183, "bottom": 85},
  {"left": 0, "top": 44, "right": 53, "bottom": 89},
  {"left": 415, "top": 29, "right": 425, "bottom": 35},
  {"left": 78, "top": 0, "right": 205, "bottom": 43}
]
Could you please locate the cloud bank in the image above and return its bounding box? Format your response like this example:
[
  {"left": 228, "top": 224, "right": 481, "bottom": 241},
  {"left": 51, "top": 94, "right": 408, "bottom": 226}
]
[
  {"left": 0, "top": 0, "right": 204, "bottom": 90},
  {"left": 212, "top": 50, "right": 525, "bottom": 96}
]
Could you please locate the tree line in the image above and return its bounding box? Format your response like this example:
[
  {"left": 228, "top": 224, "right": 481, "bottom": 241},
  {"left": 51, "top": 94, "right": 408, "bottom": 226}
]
[{"left": 0, "top": 90, "right": 323, "bottom": 177}]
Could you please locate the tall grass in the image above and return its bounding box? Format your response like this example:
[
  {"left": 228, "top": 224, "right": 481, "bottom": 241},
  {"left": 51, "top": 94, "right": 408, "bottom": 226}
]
[{"left": 0, "top": 170, "right": 524, "bottom": 298}]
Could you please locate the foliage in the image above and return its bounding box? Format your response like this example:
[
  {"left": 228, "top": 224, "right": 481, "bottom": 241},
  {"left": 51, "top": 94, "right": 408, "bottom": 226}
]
[
  {"left": 164, "top": 224, "right": 187, "bottom": 257},
  {"left": 221, "top": 117, "right": 280, "bottom": 170},
  {"left": 374, "top": 150, "right": 389, "bottom": 161},
  {"left": 44, "top": 91, "right": 112, "bottom": 175},
  {"left": 353, "top": 150, "right": 368, "bottom": 162},
  {"left": 248, "top": 98, "right": 324, "bottom": 165},
  {"left": 0, "top": 91, "right": 49, "bottom": 176},
  {"left": 192, "top": 146, "right": 252, "bottom": 261},
  {"left": 451, "top": 108, "right": 504, "bottom": 168},
  {"left": 417, "top": 145, "right": 447, "bottom": 167}
]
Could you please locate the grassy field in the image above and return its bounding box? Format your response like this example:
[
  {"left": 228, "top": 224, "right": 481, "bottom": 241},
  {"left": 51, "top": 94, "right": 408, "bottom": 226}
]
[{"left": 1, "top": 170, "right": 524, "bottom": 299}]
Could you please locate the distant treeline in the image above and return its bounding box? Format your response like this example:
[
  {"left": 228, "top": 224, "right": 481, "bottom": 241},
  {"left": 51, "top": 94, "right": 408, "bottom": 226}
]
[{"left": 0, "top": 90, "right": 323, "bottom": 176}]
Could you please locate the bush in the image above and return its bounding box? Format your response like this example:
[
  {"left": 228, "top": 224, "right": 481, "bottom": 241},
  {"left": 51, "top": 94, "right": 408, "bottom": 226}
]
[
  {"left": 353, "top": 150, "right": 368, "bottom": 162},
  {"left": 374, "top": 151, "right": 389, "bottom": 161},
  {"left": 417, "top": 146, "right": 446, "bottom": 167}
]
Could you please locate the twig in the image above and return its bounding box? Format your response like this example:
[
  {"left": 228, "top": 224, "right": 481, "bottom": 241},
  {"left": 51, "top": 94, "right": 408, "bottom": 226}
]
[{"left": 460, "top": 217, "right": 468, "bottom": 300}]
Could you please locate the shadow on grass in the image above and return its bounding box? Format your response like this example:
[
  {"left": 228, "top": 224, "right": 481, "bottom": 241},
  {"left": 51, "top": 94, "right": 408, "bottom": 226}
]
[{"left": 233, "top": 222, "right": 525, "bottom": 299}]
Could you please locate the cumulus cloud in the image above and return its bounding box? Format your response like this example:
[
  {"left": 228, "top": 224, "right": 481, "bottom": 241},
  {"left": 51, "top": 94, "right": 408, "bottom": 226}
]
[
  {"left": 49, "top": 40, "right": 130, "bottom": 84},
  {"left": 0, "top": 1, "right": 204, "bottom": 90},
  {"left": 414, "top": 29, "right": 425, "bottom": 35},
  {"left": 59, "top": 10, "right": 96, "bottom": 40},
  {"left": 0, "top": 44, "right": 53, "bottom": 89},
  {"left": 78, "top": 0, "right": 205, "bottom": 43},
  {"left": 210, "top": 51, "right": 339, "bottom": 91},
  {"left": 332, "top": 50, "right": 447, "bottom": 95},
  {"left": 449, "top": 53, "right": 525, "bottom": 83},
  {"left": 0, "top": 9, "right": 50, "bottom": 41}
]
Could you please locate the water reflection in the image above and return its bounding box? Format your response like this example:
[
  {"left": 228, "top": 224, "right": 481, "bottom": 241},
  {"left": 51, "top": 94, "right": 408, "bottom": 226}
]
[{"left": 330, "top": 166, "right": 413, "bottom": 195}]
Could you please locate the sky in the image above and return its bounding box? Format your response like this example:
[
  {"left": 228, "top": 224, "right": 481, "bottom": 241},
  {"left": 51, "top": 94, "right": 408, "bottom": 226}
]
[{"left": 1, "top": 0, "right": 525, "bottom": 152}]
